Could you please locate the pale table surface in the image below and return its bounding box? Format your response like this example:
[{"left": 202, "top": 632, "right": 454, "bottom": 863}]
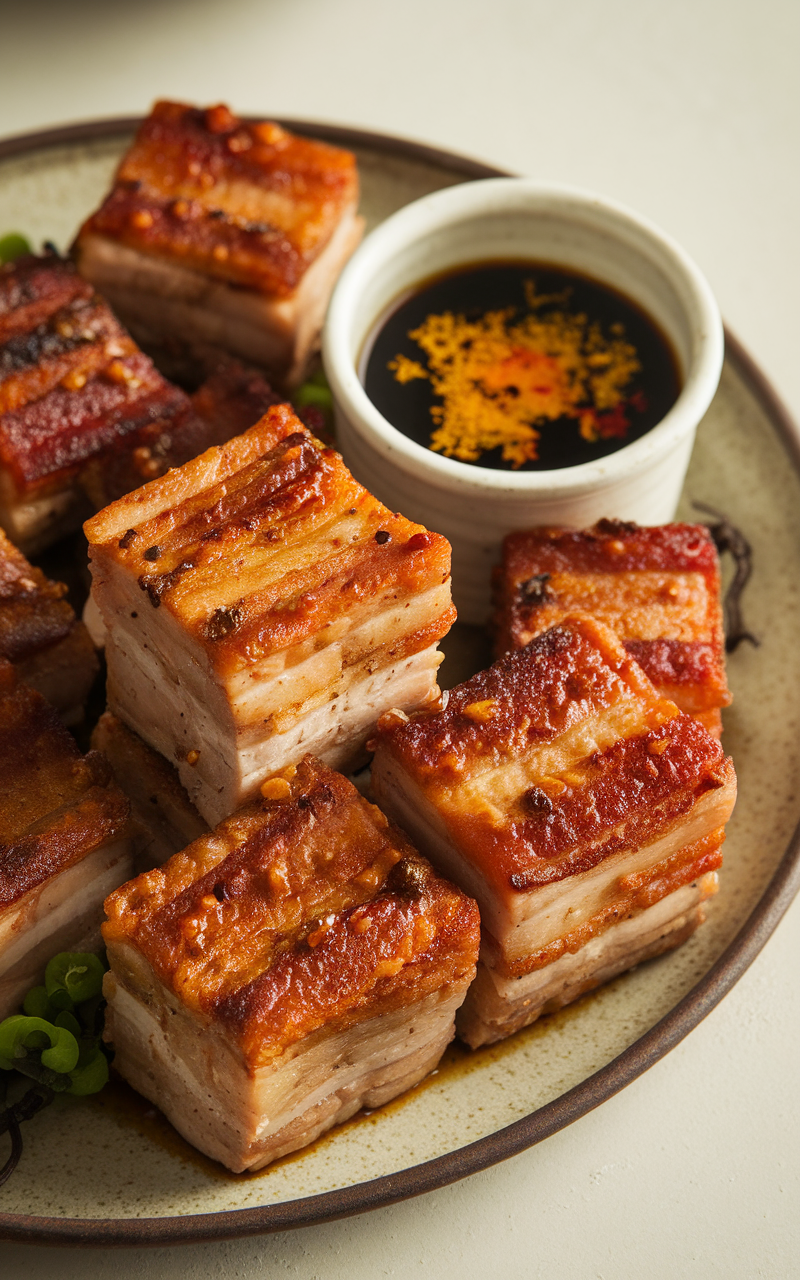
[{"left": 1, "top": 2, "right": 798, "bottom": 1275}]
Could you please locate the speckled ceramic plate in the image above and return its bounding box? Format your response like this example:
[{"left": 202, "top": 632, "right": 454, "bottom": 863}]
[{"left": 1, "top": 120, "right": 799, "bottom": 1247}]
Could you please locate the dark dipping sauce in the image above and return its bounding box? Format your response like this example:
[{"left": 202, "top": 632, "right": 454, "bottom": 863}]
[{"left": 361, "top": 261, "right": 681, "bottom": 471}]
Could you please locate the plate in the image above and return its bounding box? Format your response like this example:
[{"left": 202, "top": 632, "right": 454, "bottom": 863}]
[{"left": 0, "top": 118, "right": 799, "bottom": 1247}]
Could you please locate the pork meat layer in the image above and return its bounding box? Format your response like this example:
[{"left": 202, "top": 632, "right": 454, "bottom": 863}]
[
  {"left": 102, "top": 755, "right": 479, "bottom": 1171},
  {"left": 492, "top": 519, "right": 731, "bottom": 735},
  {"left": 75, "top": 102, "right": 364, "bottom": 387},
  {"left": 85, "top": 406, "right": 455, "bottom": 825},
  {"left": 0, "top": 527, "right": 97, "bottom": 722},
  {"left": 92, "top": 711, "right": 208, "bottom": 872},
  {"left": 0, "top": 661, "right": 133, "bottom": 1016},
  {"left": 371, "top": 615, "right": 736, "bottom": 1044}
]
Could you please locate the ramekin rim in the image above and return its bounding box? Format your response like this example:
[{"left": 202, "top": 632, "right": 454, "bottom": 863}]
[{"left": 323, "top": 177, "right": 724, "bottom": 495}]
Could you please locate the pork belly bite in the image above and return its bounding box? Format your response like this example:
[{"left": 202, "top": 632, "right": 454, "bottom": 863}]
[
  {"left": 0, "top": 251, "right": 190, "bottom": 553},
  {"left": 80, "top": 357, "right": 281, "bottom": 513},
  {"left": 92, "top": 711, "right": 207, "bottom": 873},
  {"left": 0, "top": 661, "right": 133, "bottom": 1017},
  {"left": 75, "top": 101, "right": 365, "bottom": 387},
  {"left": 492, "top": 519, "right": 731, "bottom": 736},
  {"left": 370, "top": 614, "right": 736, "bottom": 1048},
  {"left": 0, "top": 527, "right": 97, "bottom": 723},
  {"left": 0, "top": 251, "right": 280, "bottom": 549},
  {"left": 85, "top": 405, "right": 455, "bottom": 827},
  {"left": 102, "top": 756, "right": 479, "bottom": 1172}
]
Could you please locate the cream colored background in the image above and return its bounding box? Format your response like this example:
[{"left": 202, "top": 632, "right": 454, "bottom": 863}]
[{"left": 1, "top": 1, "right": 799, "bottom": 1275}]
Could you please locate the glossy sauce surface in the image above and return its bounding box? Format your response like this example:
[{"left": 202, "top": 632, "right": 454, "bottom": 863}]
[{"left": 362, "top": 261, "right": 681, "bottom": 471}]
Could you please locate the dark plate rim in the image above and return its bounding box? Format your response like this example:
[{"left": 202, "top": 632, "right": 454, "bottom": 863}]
[{"left": 0, "top": 116, "right": 799, "bottom": 1249}]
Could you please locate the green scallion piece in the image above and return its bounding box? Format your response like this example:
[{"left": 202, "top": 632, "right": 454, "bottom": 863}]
[
  {"left": 21, "top": 987, "right": 51, "bottom": 1020},
  {"left": 0, "top": 232, "right": 32, "bottom": 264},
  {"left": 294, "top": 368, "right": 333, "bottom": 412},
  {"left": 68, "top": 1049, "right": 109, "bottom": 1097},
  {"left": 45, "top": 952, "right": 106, "bottom": 1006},
  {"left": 0, "top": 1016, "right": 79, "bottom": 1074},
  {"left": 53, "top": 1010, "right": 82, "bottom": 1039}
]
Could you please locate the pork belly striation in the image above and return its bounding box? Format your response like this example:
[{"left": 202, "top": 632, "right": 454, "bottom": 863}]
[
  {"left": 492, "top": 519, "right": 731, "bottom": 736},
  {"left": 0, "top": 252, "right": 280, "bottom": 551},
  {"left": 81, "top": 357, "right": 281, "bottom": 512},
  {"left": 75, "top": 101, "right": 365, "bottom": 386},
  {"left": 371, "top": 614, "right": 736, "bottom": 1047},
  {"left": 102, "top": 755, "right": 479, "bottom": 1172},
  {"left": 92, "top": 710, "right": 207, "bottom": 873},
  {"left": 85, "top": 405, "right": 455, "bottom": 826},
  {"left": 0, "top": 251, "right": 187, "bottom": 553},
  {"left": 0, "top": 527, "right": 97, "bottom": 722},
  {"left": 0, "top": 661, "right": 133, "bottom": 1017}
]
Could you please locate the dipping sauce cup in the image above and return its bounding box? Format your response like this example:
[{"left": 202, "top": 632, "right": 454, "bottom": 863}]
[{"left": 323, "top": 180, "right": 724, "bottom": 623}]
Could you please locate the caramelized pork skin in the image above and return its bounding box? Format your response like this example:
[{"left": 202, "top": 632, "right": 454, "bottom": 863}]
[
  {"left": 0, "top": 252, "right": 281, "bottom": 547},
  {"left": 371, "top": 614, "right": 736, "bottom": 1046},
  {"left": 86, "top": 405, "right": 454, "bottom": 822},
  {"left": 103, "top": 756, "right": 479, "bottom": 1068},
  {"left": 74, "top": 103, "right": 364, "bottom": 385},
  {"left": 0, "top": 527, "right": 97, "bottom": 720},
  {"left": 372, "top": 615, "right": 734, "bottom": 904},
  {"left": 0, "top": 662, "right": 130, "bottom": 901},
  {"left": 81, "top": 358, "right": 281, "bottom": 511},
  {"left": 0, "top": 252, "right": 186, "bottom": 532},
  {"left": 102, "top": 758, "right": 477, "bottom": 1170},
  {"left": 89, "top": 424, "right": 453, "bottom": 670},
  {"left": 492, "top": 520, "right": 730, "bottom": 729},
  {"left": 0, "top": 661, "right": 133, "bottom": 1014},
  {"left": 77, "top": 102, "right": 360, "bottom": 298}
]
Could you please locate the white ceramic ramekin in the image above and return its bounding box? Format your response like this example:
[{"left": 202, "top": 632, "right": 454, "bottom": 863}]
[{"left": 323, "top": 179, "right": 724, "bottom": 623}]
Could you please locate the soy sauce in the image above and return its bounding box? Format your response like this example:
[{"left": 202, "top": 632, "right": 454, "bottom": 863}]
[{"left": 361, "top": 261, "right": 681, "bottom": 472}]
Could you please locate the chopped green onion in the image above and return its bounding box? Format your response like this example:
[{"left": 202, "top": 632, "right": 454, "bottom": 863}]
[
  {"left": 0, "top": 1016, "right": 79, "bottom": 1074},
  {"left": 294, "top": 368, "right": 333, "bottom": 413},
  {"left": 0, "top": 950, "right": 113, "bottom": 1184},
  {"left": 0, "top": 232, "right": 32, "bottom": 264},
  {"left": 53, "top": 1010, "right": 82, "bottom": 1039},
  {"left": 68, "top": 1049, "right": 109, "bottom": 1097},
  {"left": 21, "top": 987, "right": 51, "bottom": 1020},
  {"left": 45, "top": 952, "right": 105, "bottom": 1005}
]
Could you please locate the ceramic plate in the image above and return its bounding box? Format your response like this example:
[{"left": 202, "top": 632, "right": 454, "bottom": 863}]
[{"left": 0, "top": 120, "right": 799, "bottom": 1246}]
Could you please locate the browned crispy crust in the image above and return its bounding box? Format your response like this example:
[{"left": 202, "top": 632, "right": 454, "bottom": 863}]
[
  {"left": 0, "top": 252, "right": 188, "bottom": 497},
  {"left": 0, "top": 661, "right": 130, "bottom": 906},
  {"left": 77, "top": 102, "right": 360, "bottom": 298},
  {"left": 492, "top": 519, "right": 730, "bottom": 718},
  {"left": 103, "top": 756, "right": 480, "bottom": 1066},
  {"left": 0, "top": 527, "right": 98, "bottom": 713},
  {"left": 189, "top": 360, "right": 281, "bottom": 442},
  {"left": 1, "top": 252, "right": 283, "bottom": 519},
  {"left": 0, "top": 527, "right": 75, "bottom": 660},
  {"left": 86, "top": 404, "right": 454, "bottom": 670},
  {"left": 372, "top": 615, "right": 733, "bottom": 898},
  {"left": 80, "top": 359, "right": 280, "bottom": 509}
]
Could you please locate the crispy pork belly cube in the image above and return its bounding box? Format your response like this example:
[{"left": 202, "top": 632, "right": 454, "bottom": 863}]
[
  {"left": 0, "top": 527, "right": 97, "bottom": 723},
  {"left": 85, "top": 405, "right": 455, "bottom": 827},
  {"left": 0, "top": 251, "right": 194, "bottom": 553},
  {"left": 492, "top": 519, "right": 731, "bottom": 737},
  {"left": 0, "top": 252, "right": 279, "bottom": 547},
  {"left": 0, "top": 661, "right": 133, "bottom": 1017},
  {"left": 370, "top": 614, "right": 737, "bottom": 1048},
  {"left": 102, "top": 756, "right": 479, "bottom": 1172},
  {"left": 80, "top": 357, "right": 281, "bottom": 512},
  {"left": 74, "top": 101, "right": 365, "bottom": 387},
  {"left": 92, "top": 711, "right": 207, "bottom": 873}
]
